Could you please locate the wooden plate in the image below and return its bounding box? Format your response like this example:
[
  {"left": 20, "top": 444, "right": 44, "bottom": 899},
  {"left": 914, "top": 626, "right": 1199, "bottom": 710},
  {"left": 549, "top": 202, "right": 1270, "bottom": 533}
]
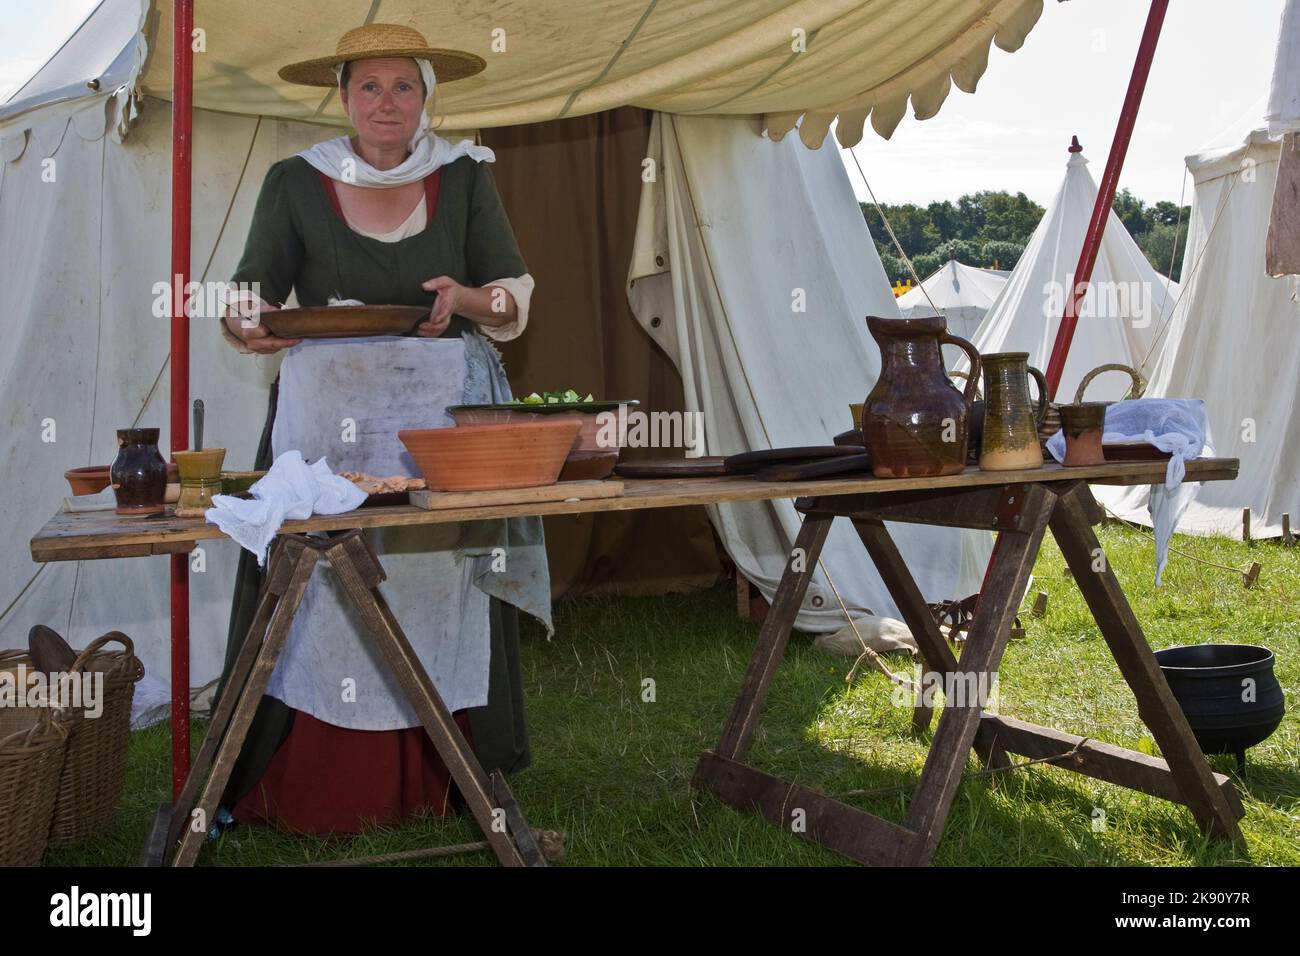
[
  {"left": 724, "top": 445, "right": 866, "bottom": 475},
  {"left": 261, "top": 305, "right": 427, "bottom": 339},
  {"left": 613, "top": 457, "right": 730, "bottom": 479}
]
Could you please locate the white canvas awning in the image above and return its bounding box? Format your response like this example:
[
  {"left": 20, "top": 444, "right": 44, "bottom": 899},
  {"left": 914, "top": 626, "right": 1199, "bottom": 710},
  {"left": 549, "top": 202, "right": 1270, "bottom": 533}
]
[{"left": 121, "top": 0, "right": 1045, "bottom": 148}]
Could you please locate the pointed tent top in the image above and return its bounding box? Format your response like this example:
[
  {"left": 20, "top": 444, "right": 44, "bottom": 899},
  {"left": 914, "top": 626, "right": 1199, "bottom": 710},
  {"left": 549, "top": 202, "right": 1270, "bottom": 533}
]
[
  {"left": 1068, "top": 135, "right": 1083, "bottom": 153},
  {"left": 959, "top": 141, "right": 1172, "bottom": 402}
]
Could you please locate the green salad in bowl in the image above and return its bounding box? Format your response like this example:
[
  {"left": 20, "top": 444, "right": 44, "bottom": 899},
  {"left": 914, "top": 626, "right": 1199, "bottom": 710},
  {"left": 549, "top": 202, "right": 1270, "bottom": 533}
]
[{"left": 509, "top": 389, "right": 595, "bottom": 405}]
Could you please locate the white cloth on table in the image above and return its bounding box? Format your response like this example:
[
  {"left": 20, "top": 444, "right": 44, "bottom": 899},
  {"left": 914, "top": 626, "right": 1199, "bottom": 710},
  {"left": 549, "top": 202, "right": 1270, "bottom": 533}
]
[
  {"left": 1045, "top": 398, "right": 1211, "bottom": 585},
  {"left": 265, "top": 335, "right": 491, "bottom": 728},
  {"left": 204, "top": 451, "right": 368, "bottom": 566}
]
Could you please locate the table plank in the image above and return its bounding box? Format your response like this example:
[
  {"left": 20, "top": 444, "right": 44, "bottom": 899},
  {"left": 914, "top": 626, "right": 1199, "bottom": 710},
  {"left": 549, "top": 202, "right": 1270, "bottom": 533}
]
[{"left": 30, "top": 458, "right": 1238, "bottom": 563}]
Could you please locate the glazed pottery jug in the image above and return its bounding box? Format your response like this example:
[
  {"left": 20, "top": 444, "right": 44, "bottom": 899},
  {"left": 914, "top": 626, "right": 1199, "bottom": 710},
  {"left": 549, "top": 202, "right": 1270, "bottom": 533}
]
[
  {"left": 978, "top": 352, "right": 1048, "bottom": 471},
  {"left": 863, "top": 316, "right": 982, "bottom": 478},
  {"left": 110, "top": 428, "right": 168, "bottom": 515}
]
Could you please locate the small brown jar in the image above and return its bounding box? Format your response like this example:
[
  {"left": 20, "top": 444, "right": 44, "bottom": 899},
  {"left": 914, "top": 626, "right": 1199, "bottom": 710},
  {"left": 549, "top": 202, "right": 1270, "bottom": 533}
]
[{"left": 110, "top": 428, "right": 168, "bottom": 515}]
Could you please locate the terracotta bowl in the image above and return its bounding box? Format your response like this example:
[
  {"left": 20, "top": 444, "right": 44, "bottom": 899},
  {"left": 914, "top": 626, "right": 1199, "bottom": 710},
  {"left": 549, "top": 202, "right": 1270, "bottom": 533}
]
[
  {"left": 66, "top": 462, "right": 179, "bottom": 496},
  {"left": 449, "top": 403, "right": 634, "bottom": 481},
  {"left": 65, "top": 465, "right": 111, "bottom": 496},
  {"left": 399, "top": 419, "right": 583, "bottom": 492}
]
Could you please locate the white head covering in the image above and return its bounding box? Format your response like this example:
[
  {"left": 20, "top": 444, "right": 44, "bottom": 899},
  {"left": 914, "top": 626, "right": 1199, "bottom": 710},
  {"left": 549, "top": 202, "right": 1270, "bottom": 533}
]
[{"left": 296, "top": 57, "right": 495, "bottom": 187}]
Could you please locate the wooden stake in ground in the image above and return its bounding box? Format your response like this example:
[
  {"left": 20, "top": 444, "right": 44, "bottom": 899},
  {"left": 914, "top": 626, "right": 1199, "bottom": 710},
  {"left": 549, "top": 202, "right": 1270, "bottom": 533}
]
[{"left": 1244, "top": 508, "right": 1251, "bottom": 544}]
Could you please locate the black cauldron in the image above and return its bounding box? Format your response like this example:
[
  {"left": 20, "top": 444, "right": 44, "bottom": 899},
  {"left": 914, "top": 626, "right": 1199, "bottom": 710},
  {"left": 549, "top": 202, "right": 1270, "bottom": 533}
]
[{"left": 1154, "top": 643, "right": 1285, "bottom": 774}]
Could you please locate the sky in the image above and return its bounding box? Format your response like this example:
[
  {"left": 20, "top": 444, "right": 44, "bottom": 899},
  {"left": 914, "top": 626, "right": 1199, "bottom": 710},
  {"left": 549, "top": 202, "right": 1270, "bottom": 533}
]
[
  {"left": 840, "top": 0, "right": 1285, "bottom": 207},
  {"left": 0, "top": 0, "right": 1285, "bottom": 208}
]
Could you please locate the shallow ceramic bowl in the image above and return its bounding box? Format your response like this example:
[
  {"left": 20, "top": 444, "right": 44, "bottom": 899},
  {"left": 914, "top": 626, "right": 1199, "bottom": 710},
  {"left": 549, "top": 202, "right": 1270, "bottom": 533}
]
[
  {"left": 66, "top": 463, "right": 179, "bottom": 496},
  {"left": 65, "top": 465, "right": 112, "bottom": 496},
  {"left": 399, "top": 419, "right": 583, "bottom": 492}
]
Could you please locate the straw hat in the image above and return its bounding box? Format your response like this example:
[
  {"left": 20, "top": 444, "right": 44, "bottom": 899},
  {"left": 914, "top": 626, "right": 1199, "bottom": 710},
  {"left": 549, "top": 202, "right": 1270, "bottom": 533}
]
[{"left": 278, "top": 23, "right": 485, "bottom": 87}]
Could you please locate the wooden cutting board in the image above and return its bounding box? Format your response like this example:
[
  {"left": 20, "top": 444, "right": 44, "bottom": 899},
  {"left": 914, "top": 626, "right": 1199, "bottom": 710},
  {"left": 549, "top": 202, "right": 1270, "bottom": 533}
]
[{"left": 410, "top": 479, "right": 624, "bottom": 511}]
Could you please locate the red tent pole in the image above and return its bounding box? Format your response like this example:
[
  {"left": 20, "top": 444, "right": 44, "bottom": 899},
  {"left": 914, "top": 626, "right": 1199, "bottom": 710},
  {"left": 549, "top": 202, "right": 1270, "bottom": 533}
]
[
  {"left": 974, "top": 0, "right": 1169, "bottom": 612},
  {"left": 170, "top": 0, "right": 194, "bottom": 799},
  {"left": 1042, "top": 0, "right": 1169, "bottom": 399}
]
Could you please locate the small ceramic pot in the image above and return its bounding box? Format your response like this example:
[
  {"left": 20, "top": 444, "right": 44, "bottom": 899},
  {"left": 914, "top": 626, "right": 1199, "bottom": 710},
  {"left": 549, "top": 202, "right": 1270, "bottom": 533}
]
[
  {"left": 110, "top": 428, "right": 168, "bottom": 515},
  {"left": 172, "top": 448, "right": 227, "bottom": 517},
  {"left": 1060, "top": 402, "right": 1107, "bottom": 466}
]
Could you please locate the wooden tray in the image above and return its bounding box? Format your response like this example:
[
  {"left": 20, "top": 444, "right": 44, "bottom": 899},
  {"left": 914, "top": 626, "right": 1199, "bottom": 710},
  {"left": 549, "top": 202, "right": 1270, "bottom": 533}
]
[
  {"left": 754, "top": 453, "right": 873, "bottom": 482},
  {"left": 261, "top": 305, "right": 427, "bottom": 339},
  {"left": 725, "top": 445, "right": 865, "bottom": 475},
  {"left": 410, "top": 479, "right": 624, "bottom": 511},
  {"left": 1103, "top": 442, "right": 1173, "bottom": 462},
  {"left": 614, "top": 457, "right": 729, "bottom": 479}
]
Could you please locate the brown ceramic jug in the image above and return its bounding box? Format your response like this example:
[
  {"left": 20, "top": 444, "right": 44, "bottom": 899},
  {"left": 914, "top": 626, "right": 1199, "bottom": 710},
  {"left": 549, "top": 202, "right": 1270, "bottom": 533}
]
[
  {"left": 863, "top": 316, "right": 982, "bottom": 478},
  {"left": 110, "top": 427, "right": 168, "bottom": 515},
  {"left": 978, "top": 352, "right": 1048, "bottom": 471}
]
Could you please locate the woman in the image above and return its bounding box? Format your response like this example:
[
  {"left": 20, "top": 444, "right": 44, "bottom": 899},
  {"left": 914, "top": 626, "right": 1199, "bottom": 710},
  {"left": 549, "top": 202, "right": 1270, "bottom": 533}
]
[{"left": 217, "top": 24, "right": 544, "bottom": 834}]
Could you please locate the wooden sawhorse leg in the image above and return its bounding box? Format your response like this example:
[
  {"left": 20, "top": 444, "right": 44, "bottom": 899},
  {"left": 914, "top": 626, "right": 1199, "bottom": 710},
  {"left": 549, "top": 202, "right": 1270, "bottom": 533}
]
[
  {"left": 164, "top": 530, "right": 544, "bottom": 867},
  {"left": 694, "top": 480, "right": 1244, "bottom": 865},
  {"left": 1047, "top": 483, "right": 1243, "bottom": 843}
]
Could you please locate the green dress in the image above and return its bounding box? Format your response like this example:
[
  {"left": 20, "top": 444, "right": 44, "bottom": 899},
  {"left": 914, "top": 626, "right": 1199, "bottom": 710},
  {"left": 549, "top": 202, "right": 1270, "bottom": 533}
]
[{"left": 217, "top": 155, "right": 533, "bottom": 804}]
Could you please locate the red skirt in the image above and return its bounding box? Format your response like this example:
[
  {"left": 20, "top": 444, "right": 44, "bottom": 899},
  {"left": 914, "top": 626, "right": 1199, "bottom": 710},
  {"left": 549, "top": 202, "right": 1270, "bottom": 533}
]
[{"left": 233, "top": 707, "right": 474, "bottom": 834}]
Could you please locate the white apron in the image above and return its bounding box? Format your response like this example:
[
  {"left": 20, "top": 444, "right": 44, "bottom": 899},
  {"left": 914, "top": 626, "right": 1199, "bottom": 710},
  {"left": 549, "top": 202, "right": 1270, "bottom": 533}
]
[{"left": 265, "top": 336, "right": 490, "bottom": 729}]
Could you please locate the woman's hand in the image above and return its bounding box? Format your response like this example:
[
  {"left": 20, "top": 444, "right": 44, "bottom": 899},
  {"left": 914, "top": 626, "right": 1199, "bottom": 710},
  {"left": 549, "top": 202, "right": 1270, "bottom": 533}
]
[
  {"left": 224, "top": 299, "right": 302, "bottom": 353},
  {"left": 417, "top": 276, "right": 518, "bottom": 336},
  {"left": 416, "top": 276, "right": 465, "bottom": 337}
]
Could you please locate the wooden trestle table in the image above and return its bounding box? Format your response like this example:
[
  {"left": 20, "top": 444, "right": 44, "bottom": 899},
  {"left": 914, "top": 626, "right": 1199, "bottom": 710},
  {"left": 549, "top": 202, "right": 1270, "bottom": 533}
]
[{"left": 28, "top": 457, "right": 1245, "bottom": 866}]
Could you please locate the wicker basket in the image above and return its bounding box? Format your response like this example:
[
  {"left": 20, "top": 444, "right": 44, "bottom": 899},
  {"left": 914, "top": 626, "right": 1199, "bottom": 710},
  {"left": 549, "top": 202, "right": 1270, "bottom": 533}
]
[
  {"left": 0, "top": 705, "right": 69, "bottom": 865},
  {"left": 1039, "top": 363, "right": 1146, "bottom": 445},
  {"left": 44, "top": 632, "right": 144, "bottom": 848}
]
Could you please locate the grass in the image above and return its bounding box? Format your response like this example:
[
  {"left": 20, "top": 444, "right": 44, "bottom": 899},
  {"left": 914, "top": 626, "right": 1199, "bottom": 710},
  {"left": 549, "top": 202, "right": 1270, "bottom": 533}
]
[{"left": 45, "top": 523, "right": 1299, "bottom": 866}]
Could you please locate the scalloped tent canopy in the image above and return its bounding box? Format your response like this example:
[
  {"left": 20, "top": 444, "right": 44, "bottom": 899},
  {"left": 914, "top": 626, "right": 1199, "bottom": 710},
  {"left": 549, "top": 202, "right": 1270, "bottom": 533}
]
[{"left": 123, "top": 0, "right": 1044, "bottom": 147}]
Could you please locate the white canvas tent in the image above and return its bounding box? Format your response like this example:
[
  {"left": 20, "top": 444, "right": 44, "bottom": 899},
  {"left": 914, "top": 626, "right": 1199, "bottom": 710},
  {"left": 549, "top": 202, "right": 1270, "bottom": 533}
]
[
  {"left": 958, "top": 146, "right": 1175, "bottom": 402},
  {"left": 0, "top": 0, "right": 1047, "bottom": 709},
  {"left": 896, "top": 256, "right": 1009, "bottom": 340},
  {"left": 1097, "top": 117, "right": 1300, "bottom": 539}
]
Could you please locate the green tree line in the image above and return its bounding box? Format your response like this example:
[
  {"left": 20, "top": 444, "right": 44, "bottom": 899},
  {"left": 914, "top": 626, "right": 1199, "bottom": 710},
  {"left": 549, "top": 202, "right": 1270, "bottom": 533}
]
[{"left": 861, "top": 188, "right": 1190, "bottom": 283}]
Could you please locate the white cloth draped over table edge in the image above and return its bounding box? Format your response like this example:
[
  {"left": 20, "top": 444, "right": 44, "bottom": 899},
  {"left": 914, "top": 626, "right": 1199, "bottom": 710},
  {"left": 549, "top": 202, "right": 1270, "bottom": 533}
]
[{"left": 1045, "top": 398, "right": 1210, "bottom": 587}]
